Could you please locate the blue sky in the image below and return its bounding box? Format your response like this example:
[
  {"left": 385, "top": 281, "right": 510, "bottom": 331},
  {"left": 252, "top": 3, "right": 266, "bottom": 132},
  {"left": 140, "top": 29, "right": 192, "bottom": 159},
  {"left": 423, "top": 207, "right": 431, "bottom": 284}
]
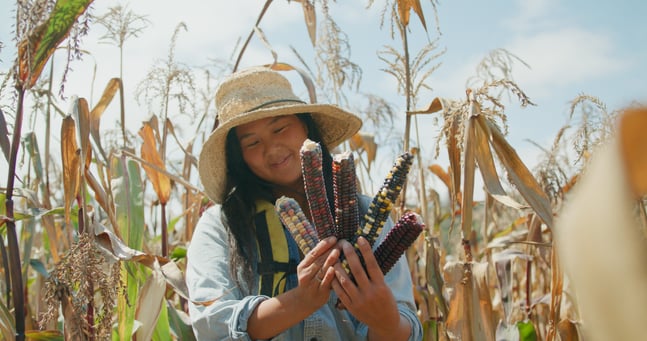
[{"left": 1, "top": 0, "right": 646, "bottom": 190}]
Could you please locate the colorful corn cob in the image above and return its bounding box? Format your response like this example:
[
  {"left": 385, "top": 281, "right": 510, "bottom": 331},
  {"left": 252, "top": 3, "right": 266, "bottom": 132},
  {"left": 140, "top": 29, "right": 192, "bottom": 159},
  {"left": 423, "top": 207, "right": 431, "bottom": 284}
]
[
  {"left": 300, "top": 139, "right": 336, "bottom": 239},
  {"left": 355, "top": 152, "right": 414, "bottom": 247},
  {"left": 333, "top": 151, "right": 360, "bottom": 241},
  {"left": 374, "top": 212, "right": 424, "bottom": 274},
  {"left": 275, "top": 196, "right": 320, "bottom": 255}
]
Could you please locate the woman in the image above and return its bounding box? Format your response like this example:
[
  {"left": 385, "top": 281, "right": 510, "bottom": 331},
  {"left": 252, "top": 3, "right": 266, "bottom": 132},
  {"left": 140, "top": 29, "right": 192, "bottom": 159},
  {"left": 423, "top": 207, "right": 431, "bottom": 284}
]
[{"left": 186, "top": 66, "right": 422, "bottom": 340}]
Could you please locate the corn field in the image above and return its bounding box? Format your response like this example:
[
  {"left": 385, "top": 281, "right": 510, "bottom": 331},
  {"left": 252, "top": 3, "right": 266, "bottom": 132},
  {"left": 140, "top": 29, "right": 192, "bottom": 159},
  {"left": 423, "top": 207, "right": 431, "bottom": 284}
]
[{"left": 1, "top": 1, "right": 646, "bottom": 340}]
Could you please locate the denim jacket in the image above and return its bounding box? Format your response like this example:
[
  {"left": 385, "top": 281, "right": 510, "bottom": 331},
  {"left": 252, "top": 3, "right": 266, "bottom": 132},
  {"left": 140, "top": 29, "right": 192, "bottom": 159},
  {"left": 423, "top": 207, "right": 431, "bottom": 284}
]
[{"left": 186, "top": 195, "right": 423, "bottom": 340}]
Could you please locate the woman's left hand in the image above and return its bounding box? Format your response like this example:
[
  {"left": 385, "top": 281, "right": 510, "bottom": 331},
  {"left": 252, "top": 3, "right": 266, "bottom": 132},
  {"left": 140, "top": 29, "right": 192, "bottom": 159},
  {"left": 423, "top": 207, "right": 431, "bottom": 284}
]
[{"left": 331, "top": 236, "right": 410, "bottom": 340}]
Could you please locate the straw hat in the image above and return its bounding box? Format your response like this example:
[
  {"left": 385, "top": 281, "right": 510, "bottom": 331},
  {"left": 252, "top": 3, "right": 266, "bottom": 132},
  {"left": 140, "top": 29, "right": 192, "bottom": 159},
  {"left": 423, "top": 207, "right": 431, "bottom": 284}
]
[{"left": 199, "top": 66, "right": 362, "bottom": 204}]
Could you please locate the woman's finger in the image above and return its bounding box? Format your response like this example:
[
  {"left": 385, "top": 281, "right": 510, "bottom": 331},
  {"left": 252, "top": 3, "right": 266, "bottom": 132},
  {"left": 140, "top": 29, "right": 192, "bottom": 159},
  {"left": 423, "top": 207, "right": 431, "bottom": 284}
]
[
  {"left": 341, "top": 240, "right": 370, "bottom": 287},
  {"left": 356, "top": 236, "right": 384, "bottom": 282}
]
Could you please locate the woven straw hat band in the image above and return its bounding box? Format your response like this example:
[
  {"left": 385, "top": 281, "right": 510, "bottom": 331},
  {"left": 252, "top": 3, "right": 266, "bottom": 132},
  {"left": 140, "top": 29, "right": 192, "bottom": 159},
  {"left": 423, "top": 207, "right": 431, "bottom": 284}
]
[{"left": 215, "top": 68, "right": 303, "bottom": 124}]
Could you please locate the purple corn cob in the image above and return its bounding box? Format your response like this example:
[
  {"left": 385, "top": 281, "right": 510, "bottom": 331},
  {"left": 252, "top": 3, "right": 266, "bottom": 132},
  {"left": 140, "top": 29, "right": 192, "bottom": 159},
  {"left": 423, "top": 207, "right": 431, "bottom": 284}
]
[{"left": 374, "top": 212, "right": 424, "bottom": 274}]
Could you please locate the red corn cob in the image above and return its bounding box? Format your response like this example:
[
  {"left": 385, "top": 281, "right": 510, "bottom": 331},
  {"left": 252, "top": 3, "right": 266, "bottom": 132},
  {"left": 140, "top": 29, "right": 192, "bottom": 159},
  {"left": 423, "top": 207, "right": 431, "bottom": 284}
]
[
  {"left": 333, "top": 151, "right": 359, "bottom": 241},
  {"left": 300, "top": 139, "right": 336, "bottom": 239}
]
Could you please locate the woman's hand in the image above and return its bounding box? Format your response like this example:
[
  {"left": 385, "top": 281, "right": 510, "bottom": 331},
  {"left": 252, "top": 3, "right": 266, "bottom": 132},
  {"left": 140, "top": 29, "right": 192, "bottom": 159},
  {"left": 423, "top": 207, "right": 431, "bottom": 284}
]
[
  {"left": 332, "top": 236, "right": 411, "bottom": 341},
  {"left": 295, "top": 236, "right": 340, "bottom": 309}
]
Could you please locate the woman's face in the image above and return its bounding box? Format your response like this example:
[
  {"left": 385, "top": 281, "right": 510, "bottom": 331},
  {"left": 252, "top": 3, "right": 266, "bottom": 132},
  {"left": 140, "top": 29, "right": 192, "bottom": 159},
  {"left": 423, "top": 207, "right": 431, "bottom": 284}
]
[{"left": 236, "top": 115, "right": 308, "bottom": 190}]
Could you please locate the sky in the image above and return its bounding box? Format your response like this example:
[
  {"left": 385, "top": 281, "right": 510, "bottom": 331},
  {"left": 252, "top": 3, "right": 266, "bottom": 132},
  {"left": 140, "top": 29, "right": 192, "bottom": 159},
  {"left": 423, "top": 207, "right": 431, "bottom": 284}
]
[{"left": 1, "top": 0, "right": 646, "bottom": 195}]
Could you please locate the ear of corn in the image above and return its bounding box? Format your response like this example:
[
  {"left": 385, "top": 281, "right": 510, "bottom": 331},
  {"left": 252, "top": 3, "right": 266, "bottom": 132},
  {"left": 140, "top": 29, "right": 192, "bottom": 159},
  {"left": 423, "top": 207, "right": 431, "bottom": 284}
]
[
  {"left": 275, "top": 196, "right": 319, "bottom": 255},
  {"left": 355, "top": 152, "right": 414, "bottom": 247},
  {"left": 333, "top": 151, "right": 360, "bottom": 241},
  {"left": 374, "top": 211, "right": 424, "bottom": 274},
  {"left": 277, "top": 142, "right": 418, "bottom": 279},
  {"left": 300, "top": 139, "right": 336, "bottom": 239}
]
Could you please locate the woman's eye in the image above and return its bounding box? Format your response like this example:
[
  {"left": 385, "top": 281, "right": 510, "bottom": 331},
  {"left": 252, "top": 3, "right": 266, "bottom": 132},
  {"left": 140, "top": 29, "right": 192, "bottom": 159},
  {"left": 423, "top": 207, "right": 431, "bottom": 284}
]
[
  {"left": 244, "top": 140, "right": 259, "bottom": 148},
  {"left": 274, "top": 125, "right": 287, "bottom": 134}
]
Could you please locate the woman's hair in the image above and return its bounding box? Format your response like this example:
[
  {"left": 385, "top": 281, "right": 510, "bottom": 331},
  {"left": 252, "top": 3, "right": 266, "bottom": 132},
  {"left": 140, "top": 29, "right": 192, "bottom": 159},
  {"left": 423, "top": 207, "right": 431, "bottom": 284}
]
[{"left": 221, "top": 113, "right": 335, "bottom": 293}]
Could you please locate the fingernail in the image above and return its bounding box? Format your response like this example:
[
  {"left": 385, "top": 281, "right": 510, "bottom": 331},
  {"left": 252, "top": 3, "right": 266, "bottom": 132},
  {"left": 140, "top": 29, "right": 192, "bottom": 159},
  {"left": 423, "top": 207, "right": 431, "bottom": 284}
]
[{"left": 358, "top": 236, "right": 367, "bottom": 246}]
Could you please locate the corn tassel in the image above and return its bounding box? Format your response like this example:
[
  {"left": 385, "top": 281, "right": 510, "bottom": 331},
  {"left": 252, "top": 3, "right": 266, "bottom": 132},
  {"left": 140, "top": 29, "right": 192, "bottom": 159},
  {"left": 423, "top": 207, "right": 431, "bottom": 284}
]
[
  {"left": 356, "top": 152, "right": 413, "bottom": 247},
  {"left": 300, "top": 139, "right": 336, "bottom": 239},
  {"left": 275, "top": 196, "right": 319, "bottom": 255},
  {"left": 333, "top": 151, "right": 360, "bottom": 241},
  {"left": 374, "top": 212, "right": 424, "bottom": 274}
]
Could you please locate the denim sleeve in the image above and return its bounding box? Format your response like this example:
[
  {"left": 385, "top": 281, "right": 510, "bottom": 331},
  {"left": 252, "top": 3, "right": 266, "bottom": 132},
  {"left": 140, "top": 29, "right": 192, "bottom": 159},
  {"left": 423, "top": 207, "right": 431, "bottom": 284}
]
[
  {"left": 186, "top": 205, "right": 268, "bottom": 340},
  {"left": 357, "top": 195, "right": 424, "bottom": 341}
]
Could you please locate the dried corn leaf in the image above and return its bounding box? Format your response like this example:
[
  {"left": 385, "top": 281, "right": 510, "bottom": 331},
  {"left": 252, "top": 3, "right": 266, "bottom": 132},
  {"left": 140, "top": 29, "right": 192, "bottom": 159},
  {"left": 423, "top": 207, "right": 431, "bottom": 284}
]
[
  {"left": 425, "top": 237, "right": 448, "bottom": 317},
  {"left": 134, "top": 259, "right": 166, "bottom": 341},
  {"left": 619, "top": 107, "right": 647, "bottom": 198},
  {"left": 473, "top": 117, "right": 525, "bottom": 210},
  {"left": 396, "top": 0, "right": 427, "bottom": 31},
  {"left": 61, "top": 115, "right": 80, "bottom": 226},
  {"left": 90, "top": 78, "right": 121, "bottom": 162},
  {"left": 556, "top": 137, "right": 647, "bottom": 341},
  {"left": 139, "top": 123, "right": 171, "bottom": 204},
  {"left": 73, "top": 97, "right": 92, "bottom": 170},
  {"left": 447, "top": 114, "right": 462, "bottom": 211},
  {"left": 294, "top": 0, "right": 317, "bottom": 46},
  {"left": 445, "top": 261, "right": 495, "bottom": 340},
  {"left": 557, "top": 319, "right": 581, "bottom": 341},
  {"left": 477, "top": 115, "right": 553, "bottom": 228},
  {"left": 349, "top": 132, "right": 377, "bottom": 172},
  {"left": 268, "top": 62, "right": 317, "bottom": 103},
  {"left": 460, "top": 117, "right": 477, "bottom": 238},
  {"left": 94, "top": 221, "right": 189, "bottom": 300},
  {"left": 165, "top": 118, "right": 198, "bottom": 167}
]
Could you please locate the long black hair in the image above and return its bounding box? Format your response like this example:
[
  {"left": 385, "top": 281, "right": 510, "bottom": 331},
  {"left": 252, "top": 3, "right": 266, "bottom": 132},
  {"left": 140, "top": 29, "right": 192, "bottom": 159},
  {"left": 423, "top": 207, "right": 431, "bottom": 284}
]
[{"left": 221, "top": 113, "right": 335, "bottom": 293}]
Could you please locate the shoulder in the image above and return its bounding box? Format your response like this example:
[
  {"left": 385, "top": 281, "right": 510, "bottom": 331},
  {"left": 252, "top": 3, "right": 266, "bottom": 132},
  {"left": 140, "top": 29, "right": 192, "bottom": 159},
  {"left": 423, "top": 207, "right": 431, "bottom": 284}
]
[{"left": 188, "top": 204, "right": 229, "bottom": 254}]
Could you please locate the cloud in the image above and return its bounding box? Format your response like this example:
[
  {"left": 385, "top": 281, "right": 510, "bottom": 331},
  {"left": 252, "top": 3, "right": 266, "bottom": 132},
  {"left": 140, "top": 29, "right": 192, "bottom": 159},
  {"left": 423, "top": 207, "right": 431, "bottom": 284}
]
[{"left": 507, "top": 28, "right": 628, "bottom": 97}]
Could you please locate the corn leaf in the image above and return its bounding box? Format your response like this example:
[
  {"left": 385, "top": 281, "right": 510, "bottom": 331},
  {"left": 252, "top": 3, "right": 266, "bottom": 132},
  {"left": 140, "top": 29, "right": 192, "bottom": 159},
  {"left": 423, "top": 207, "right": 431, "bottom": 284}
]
[
  {"left": 0, "top": 108, "right": 10, "bottom": 162},
  {"left": 556, "top": 137, "right": 647, "bottom": 341},
  {"left": 90, "top": 78, "right": 121, "bottom": 162},
  {"left": 447, "top": 114, "right": 462, "bottom": 212},
  {"left": 619, "top": 107, "right": 647, "bottom": 198},
  {"left": 477, "top": 116, "right": 554, "bottom": 228},
  {"left": 446, "top": 261, "right": 496, "bottom": 340},
  {"left": 460, "top": 116, "right": 476, "bottom": 238},
  {"left": 517, "top": 320, "right": 538, "bottom": 341},
  {"left": 472, "top": 117, "right": 525, "bottom": 209},
  {"left": 425, "top": 237, "right": 448, "bottom": 317},
  {"left": 73, "top": 98, "right": 92, "bottom": 171},
  {"left": 61, "top": 115, "right": 80, "bottom": 227},
  {"left": 294, "top": 0, "right": 317, "bottom": 46},
  {"left": 17, "top": 0, "right": 94, "bottom": 88},
  {"left": 24, "top": 330, "right": 64, "bottom": 340},
  {"left": 268, "top": 62, "right": 317, "bottom": 103},
  {"left": 134, "top": 260, "right": 166, "bottom": 341},
  {"left": 0, "top": 299, "right": 15, "bottom": 340},
  {"left": 396, "top": 0, "right": 427, "bottom": 31},
  {"left": 139, "top": 123, "right": 172, "bottom": 204},
  {"left": 349, "top": 132, "right": 377, "bottom": 171},
  {"left": 110, "top": 154, "right": 145, "bottom": 341},
  {"left": 166, "top": 300, "right": 197, "bottom": 341}
]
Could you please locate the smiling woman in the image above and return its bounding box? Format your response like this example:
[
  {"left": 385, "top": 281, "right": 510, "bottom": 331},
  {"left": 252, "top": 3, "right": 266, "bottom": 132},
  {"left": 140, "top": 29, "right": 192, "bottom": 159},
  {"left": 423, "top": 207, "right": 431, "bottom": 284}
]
[{"left": 185, "top": 66, "right": 422, "bottom": 340}]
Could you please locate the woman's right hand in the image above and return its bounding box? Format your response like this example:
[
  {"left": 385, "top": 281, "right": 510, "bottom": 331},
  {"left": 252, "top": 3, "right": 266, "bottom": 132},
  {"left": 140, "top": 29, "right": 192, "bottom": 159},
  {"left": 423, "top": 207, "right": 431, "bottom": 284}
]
[{"left": 295, "top": 236, "right": 340, "bottom": 309}]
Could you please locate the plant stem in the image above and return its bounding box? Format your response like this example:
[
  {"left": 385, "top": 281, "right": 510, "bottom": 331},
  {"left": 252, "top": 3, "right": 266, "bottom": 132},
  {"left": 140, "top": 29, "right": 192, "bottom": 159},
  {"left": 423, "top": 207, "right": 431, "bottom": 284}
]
[
  {"left": 161, "top": 203, "right": 168, "bottom": 257},
  {"left": 6, "top": 86, "right": 26, "bottom": 340}
]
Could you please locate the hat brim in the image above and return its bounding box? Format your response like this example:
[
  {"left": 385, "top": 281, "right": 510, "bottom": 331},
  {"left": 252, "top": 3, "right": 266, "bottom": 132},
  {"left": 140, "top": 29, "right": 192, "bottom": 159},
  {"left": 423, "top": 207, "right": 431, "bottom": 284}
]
[{"left": 198, "top": 102, "right": 362, "bottom": 204}]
